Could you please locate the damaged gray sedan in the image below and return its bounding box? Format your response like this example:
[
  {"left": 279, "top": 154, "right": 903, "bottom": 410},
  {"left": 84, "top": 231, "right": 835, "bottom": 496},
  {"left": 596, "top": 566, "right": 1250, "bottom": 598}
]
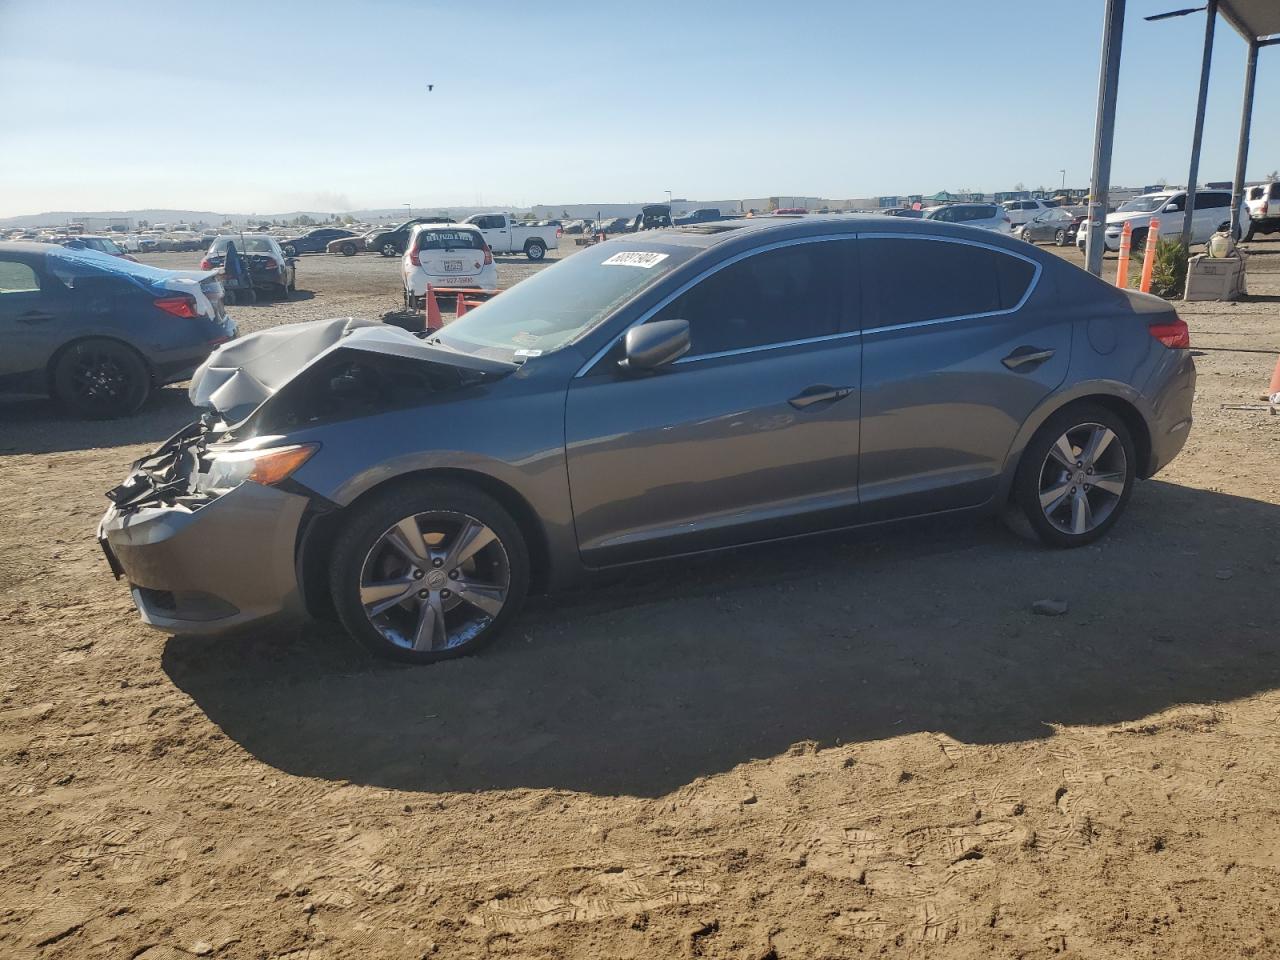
[{"left": 99, "top": 216, "right": 1195, "bottom": 662}]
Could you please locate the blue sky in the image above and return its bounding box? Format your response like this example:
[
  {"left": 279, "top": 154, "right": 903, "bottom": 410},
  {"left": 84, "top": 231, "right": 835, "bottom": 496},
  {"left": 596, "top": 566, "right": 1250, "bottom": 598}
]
[{"left": 0, "top": 0, "right": 1275, "bottom": 216}]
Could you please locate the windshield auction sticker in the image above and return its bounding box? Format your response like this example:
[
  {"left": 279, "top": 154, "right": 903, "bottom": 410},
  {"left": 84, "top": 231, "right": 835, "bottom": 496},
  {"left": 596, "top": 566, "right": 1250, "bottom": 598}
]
[{"left": 602, "top": 251, "right": 669, "bottom": 268}]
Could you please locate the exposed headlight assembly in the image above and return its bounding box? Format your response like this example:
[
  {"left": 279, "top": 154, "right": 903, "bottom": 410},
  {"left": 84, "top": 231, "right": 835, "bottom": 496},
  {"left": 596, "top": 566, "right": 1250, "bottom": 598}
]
[{"left": 198, "top": 443, "right": 318, "bottom": 494}]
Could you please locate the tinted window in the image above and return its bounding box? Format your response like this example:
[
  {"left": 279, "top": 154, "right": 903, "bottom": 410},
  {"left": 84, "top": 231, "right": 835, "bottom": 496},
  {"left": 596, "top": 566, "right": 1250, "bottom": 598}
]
[
  {"left": 1194, "top": 191, "right": 1230, "bottom": 209},
  {"left": 0, "top": 260, "right": 40, "bottom": 293},
  {"left": 650, "top": 242, "right": 845, "bottom": 357},
  {"left": 958, "top": 205, "right": 998, "bottom": 221},
  {"left": 861, "top": 238, "right": 1033, "bottom": 325},
  {"left": 1270, "top": 183, "right": 1280, "bottom": 200}
]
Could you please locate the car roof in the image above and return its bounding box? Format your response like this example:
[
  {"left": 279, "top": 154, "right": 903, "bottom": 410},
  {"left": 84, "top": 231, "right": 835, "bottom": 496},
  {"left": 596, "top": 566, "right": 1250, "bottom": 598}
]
[
  {"left": 0, "top": 240, "right": 55, "bottom": 257},
  {"left": 410, "top": 222, "right": 480, "bottom": 233},
  {"left": 635, "top": 212, "right": 1028, "bottom": 254}
]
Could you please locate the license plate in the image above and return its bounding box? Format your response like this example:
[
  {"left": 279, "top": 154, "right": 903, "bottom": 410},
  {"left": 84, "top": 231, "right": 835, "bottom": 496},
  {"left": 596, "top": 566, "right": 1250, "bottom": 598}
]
[
  {"left": 436, "top": 277, "right": 474, "bottom": 286},
  {"left": 444, "top": 260, "right": 465, "bottom": 272}
]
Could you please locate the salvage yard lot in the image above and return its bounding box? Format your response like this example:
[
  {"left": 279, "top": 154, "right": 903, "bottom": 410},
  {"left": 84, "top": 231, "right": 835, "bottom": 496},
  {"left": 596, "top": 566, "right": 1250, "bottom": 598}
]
[{"left": 1, "top": 239, "right": 1278, "bottom": 958}]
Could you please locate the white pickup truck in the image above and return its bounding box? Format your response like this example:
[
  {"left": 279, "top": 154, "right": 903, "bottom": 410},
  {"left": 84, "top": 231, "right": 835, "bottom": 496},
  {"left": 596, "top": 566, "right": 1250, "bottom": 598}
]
[{"left": 464, "top": 213, "right": 559, "bottom": 261}]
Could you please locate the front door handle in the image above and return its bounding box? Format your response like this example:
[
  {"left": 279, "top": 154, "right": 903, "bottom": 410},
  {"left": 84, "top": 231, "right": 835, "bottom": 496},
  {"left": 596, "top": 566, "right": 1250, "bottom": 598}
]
[
  {"left": 1002, "top": 346, "right": 1056, "bottom": 371},
  {"left": 18, "top": 310, "right": 54, "bottom": 324},
  {"left": 788, "top": 384, "right": 854, "bottom": 409}
]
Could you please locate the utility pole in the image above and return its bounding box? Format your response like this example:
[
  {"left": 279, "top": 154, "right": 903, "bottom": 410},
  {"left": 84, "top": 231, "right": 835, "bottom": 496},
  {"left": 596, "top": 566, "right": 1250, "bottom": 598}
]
[{"left": 1085, "top": 0, "right": 1126, "bottom": 277}]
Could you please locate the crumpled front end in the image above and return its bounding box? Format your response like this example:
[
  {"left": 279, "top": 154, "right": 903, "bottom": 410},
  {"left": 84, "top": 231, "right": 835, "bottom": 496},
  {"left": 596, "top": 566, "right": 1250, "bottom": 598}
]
[{"left": 98, "top": 422, "right": 310, "bottom": 634}]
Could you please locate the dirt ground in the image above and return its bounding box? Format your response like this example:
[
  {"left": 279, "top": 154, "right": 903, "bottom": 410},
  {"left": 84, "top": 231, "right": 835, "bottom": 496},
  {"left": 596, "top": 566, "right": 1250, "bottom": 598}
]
[{"left": 1, "top": 235, "right": 1278, "bottom": 959}]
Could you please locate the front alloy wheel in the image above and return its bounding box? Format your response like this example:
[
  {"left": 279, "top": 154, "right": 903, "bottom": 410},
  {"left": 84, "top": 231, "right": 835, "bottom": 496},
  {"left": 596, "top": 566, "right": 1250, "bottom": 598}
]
[
  {"left": 330, "top": 482, "right": 529, "bottom": 662},
  {"left": 381, "top": 242, "right": 397, "bottom": 257}
]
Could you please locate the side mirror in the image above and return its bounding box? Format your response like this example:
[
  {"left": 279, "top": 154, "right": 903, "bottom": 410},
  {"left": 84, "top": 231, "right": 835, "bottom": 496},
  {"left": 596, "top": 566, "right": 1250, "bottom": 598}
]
[{"left": 619, "top": 319, "right": 690, "bottom": 372}]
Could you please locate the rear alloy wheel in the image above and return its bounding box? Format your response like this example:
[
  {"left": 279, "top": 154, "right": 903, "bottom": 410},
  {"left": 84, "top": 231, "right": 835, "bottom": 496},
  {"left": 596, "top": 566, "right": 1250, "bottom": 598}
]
[
  {"left": 330, "top": 482, "right": 529, "bottom": 662},
  {"left": 283, "top": 243, "right": 297, "bottom": 257},
  {"left": 341, "top": 242, "right": 357, "bottom": 257},
  {"left": 526, "top": 240, "right": 546, "bottom": 261},
  {"left": 381, "top": 242, "right": 398, "bottom": 257},
  {"left": 1055, "top": 228, "right": 1067, "bottom": 245},
  {"left": 1012, "top": 404, "right": 1136, "bottom": 547},
  {"left": 52, "top": 338, "right": 150, "bottom": 419}
]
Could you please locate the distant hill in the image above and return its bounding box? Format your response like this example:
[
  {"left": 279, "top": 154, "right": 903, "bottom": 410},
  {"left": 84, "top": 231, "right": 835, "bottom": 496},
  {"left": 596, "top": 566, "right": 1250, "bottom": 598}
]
[{"left": 0, "top": 205, "right": 526, "bottom": 229}]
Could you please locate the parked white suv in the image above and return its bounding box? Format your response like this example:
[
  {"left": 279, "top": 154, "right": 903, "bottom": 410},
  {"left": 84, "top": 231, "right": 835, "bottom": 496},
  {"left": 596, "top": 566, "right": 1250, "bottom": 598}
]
[
  {"left": 1002, "top": 198, "right": 1056, "bottom": 227},
  {"left": 922, "top": 203, "right": 1013, "bottom": 233},
  {"left": 401, "top": 223, "right": 497, "bottom": 309},
  {"left": 1246, "top": 181, "right": 1280, "bottom": 238},
  {"left": 1076, "top": 189, "right": 1250, "bottom": 251}
]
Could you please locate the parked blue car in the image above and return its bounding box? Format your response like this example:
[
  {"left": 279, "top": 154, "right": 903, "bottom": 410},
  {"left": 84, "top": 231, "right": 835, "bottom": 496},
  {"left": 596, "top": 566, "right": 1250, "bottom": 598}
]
[{"left": 0, "top": 242, "right": 236, "bottom": 418}]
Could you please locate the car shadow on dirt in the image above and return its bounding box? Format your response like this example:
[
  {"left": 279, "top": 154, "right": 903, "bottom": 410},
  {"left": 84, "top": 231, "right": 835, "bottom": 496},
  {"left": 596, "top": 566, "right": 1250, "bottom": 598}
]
[
  {"left": 0, "top": 386, "right": 197, "bottom": 456},
  {"left": 163, "top": 480, "right": 1280, "bottom": 798}
]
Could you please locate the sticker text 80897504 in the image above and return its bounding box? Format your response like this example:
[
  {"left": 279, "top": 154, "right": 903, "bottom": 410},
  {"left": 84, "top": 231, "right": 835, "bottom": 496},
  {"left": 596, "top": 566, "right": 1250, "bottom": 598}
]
[{"left": 601, "top": 251, "right": 669, "bottom": 268}]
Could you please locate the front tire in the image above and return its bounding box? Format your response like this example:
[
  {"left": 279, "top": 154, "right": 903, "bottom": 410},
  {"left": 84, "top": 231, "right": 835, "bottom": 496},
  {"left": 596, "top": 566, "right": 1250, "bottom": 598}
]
[
  {"left": 52, "top": 338, "right": 150, "bottom": 419},
  {"left": 381, "top": 242, "right": 398, "bottom": 258},
  {"left": 1054, "top": 228, "right": 1066, "bottom": 246},
  {"left": 1010, "top": 403, "right": 1136, "bottom": 548},
  {"left": 329, "top": 481, "right": 530, "bottom": 663},
  {"left": 340, "top": 242, "right": 357, "bottom": 257},
  {"left": 525, "top": 240, "right": 546, "bottom": 261}
]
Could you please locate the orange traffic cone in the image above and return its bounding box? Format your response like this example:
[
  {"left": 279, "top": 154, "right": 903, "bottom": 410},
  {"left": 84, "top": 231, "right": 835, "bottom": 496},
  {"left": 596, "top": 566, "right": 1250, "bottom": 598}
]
[
  {"left": 1266, "top": 354, "right": 1280, "bottom": 402},
  {"left": 455, "top": 291, "right": 468, "bottom": 317},
  {"left": 425, "top": 284, "right": 444, "bottom": 331}
]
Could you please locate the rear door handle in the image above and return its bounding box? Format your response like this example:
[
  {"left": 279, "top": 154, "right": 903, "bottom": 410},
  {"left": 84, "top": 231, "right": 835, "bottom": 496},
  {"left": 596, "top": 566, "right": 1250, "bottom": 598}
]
[
  {"left": 18, "top": 310, "right": 54, "bottom": 324},
  {"left": 1002, "top": 346, "right": 1055, "bottom": 370},
  {"left": 788, "top": 384, "right": 854, "bottom": 409}
]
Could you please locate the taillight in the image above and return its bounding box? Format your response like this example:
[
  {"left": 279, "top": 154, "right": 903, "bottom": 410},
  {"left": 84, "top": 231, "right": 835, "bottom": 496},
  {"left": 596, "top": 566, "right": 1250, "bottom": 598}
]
[
  {"left": 409, "top": 248, "right": 421, "bottom": 266},
  {"left": 199, "top": 258, "right": 212, "bottom": 269},
  {"left": 154, "top": 296, "right": 198, "bottom": 318},
  {"left": 482, "top": 245, "right": 493, "bottom": 266},
  {"left": 556, "top": 227, "right": 563, "bottom": 238},
  {"left": 1148, "top": 317, "right": 1190, "bottom": 349}
]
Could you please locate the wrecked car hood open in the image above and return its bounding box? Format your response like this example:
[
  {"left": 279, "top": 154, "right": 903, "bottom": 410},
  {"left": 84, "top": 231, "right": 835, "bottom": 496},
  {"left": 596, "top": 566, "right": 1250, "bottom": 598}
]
[{"left": 189, "top": 317, "right": 516, "bottom": 425}]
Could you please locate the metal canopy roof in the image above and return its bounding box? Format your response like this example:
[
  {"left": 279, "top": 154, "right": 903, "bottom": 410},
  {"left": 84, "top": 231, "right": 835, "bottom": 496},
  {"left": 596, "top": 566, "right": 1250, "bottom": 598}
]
[{"left": 1219, "top": 0, "right": 1280, "bottom": 41}]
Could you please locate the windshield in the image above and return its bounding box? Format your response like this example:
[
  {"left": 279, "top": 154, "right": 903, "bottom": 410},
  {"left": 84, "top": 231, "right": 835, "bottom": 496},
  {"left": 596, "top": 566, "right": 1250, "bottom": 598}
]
[
  {"left": 1117, "top": 195, "right": 1172, "bottom": 213},
  {"left": 211, "top": 235, "right": 276, "bottom": 254},
  {"left": 435, "top": 242, "right": 697, "bottom": 360}
]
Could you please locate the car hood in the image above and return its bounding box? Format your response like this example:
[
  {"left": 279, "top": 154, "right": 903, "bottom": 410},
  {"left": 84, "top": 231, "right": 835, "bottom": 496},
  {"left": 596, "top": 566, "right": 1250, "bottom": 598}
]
[
  {"left": 1106, "top": 210, "right": 1154, "bottom": 227},
  {"left": 189, "top": 316, "right": 516, "bottom": 424}
]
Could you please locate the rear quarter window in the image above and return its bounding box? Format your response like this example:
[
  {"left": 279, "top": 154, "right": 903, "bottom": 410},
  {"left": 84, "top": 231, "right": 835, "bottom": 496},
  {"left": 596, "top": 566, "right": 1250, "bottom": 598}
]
[
  {"left": 861, "top": 238, "right": 1035, "bottom": 326},
  {"left": 0, "top": 260, "right": 40, "bottom": 293}
]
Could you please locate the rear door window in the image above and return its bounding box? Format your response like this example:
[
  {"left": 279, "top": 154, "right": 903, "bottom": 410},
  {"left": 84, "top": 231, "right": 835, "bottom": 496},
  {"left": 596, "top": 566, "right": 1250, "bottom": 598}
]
[
  {"left": 1194, "top": 191, "right": 1230, "bottom": 209},
  {"left": 0, "top": 260, "right": 40, "bottom": 294},
  {"left": 860, "top": 238, "right": 1034, "bottom": 326}
]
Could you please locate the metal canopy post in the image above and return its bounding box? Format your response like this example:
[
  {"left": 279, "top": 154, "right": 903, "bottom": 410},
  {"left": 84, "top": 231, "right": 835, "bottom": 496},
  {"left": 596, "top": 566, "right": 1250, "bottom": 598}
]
[
  {"left": 1231, "top": 37, "right": 1259, "bottom": 239},
  {"left": 1086, "top": 0, "right": 1126, "bottom": 277},
  {"left": 1182, "top": 0, "right": 1218, "bottom": 248}
]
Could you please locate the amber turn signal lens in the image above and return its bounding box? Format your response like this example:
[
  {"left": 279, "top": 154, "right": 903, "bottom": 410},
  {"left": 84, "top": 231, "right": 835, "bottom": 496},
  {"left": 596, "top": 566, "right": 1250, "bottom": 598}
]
[{"left": 246, "top": 444, "right": 319, "bottom": 486}]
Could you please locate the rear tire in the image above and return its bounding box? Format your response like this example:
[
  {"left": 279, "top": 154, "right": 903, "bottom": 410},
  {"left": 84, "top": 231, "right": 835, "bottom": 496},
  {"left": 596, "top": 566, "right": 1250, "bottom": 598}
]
[
  {"left": 1054, "top": 228, "right": 1066, "bottom": 246},
  {"left": 1009, "top": 403, "right": 1136, "bottom": 548},
  {"left": 525, "top": 240, "right": 546, "bottom": 261},
  {"left": 341, "top": 242, "right": 357, "bottom": 257},
  {"left": 52, "top": 338, "right": 150, "bottom": 419},
  {"left": 329, "top": 481, "right": 530, "bottom": 663},
  {"left": 283, "top": 243, "right": 297, "bottom": 257}
]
